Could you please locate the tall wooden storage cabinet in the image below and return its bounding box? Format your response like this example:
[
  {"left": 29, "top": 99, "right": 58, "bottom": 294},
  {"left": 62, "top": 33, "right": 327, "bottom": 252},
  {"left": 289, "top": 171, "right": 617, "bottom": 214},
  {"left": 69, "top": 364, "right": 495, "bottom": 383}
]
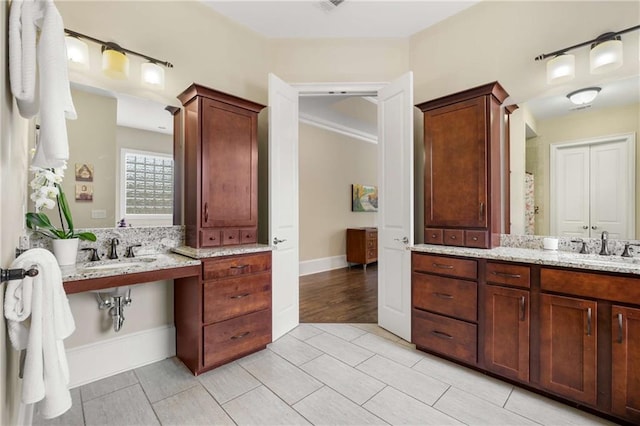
[
  {"left": 417, "top": 82, "right": 508, "bottom": 249},
  {"left": 177, "top": 84, "right": 265, "bottom": 248}
]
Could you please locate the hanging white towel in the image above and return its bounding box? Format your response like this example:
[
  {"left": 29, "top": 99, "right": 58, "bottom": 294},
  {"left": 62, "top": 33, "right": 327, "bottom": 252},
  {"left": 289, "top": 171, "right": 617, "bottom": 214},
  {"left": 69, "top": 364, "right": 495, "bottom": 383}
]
[
  {"left": 4, "top": 248, "right": 76, "bottom": 419},
  {"left": 9, "top": 0, "right": 77, "bottom": 169}
]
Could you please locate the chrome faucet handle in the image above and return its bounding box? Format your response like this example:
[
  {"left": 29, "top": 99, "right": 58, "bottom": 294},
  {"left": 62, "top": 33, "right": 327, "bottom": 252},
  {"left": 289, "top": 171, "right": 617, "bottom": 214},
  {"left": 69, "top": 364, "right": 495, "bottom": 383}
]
[
  {"left": 621, "top": 243, "right": 640, "bottom": 258},
  {"left": 571, "top": 239, "right": 588, "bottom": 254},
  {"left": 125, "top": 244, "right": 142, "bottom": 258},
  {"left": 81, "top": 247, "right": 100, "bottom": 261},
  {"left": 599, "top": 231, "right": 610, "bottom": 256}
]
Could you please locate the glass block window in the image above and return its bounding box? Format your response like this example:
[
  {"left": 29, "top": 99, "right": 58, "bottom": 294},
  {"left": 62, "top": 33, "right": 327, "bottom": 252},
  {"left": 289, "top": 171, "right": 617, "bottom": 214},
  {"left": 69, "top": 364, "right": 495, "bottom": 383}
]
[{"left": 121, "top": 149, "right": 173, "bottom": 217}]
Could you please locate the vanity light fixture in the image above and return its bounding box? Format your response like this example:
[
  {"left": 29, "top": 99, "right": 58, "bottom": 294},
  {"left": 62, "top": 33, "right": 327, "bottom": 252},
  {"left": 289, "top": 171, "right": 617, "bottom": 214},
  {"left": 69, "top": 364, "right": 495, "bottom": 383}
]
[
  {"left": 567, "top": 87, "right": 601, "bottom": 105},
  {"left": 63, "top": 28, "right": 173, "bottom": 89},
  {"left": 64, "top": 36, "right": 89, "bottom": 70},
  {"left": 535, "top": 24, "right": 639, "bottom": 84}
]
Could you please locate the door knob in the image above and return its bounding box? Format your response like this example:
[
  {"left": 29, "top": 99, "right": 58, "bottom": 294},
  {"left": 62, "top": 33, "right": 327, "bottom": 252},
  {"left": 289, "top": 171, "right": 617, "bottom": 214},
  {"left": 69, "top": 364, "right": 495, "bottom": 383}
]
[
  {"left": 394, "top": 236, "right": 409, "bottom": 244},
  {"left": 273, "top": 237, "right": 287, "bottom": 245}
]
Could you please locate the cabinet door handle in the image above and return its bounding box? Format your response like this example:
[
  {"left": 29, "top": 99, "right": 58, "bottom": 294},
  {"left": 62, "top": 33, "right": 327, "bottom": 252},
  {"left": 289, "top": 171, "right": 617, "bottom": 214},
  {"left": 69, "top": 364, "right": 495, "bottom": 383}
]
[
  {"left": 479, "top": 202, "right": 485, "bottom": 220},
  {"left": 582, "top": 225, "right": 589, "bottom": 230},
  {"left": 591, "top": 225, "right": 598, "bottom": 230},
  {"left": 230, "top": 264, "right": 249, "bottom": 270},
  {"left": 230, "top": 293, "right": 250, "bottom": 299},
  {"left": 204, "top": 202, "right": 209, "bottom": 223},
  {"left": 431, "top": 330, "right": 453, "bottom": 340},
  {"left": 230, "top": 331, "right": 250, "bottom": 340},
  {"left": 432, "top": 263, "right": 454, "bottom": 270},
  {"left": 587, "top": 308, "right": 592, "bottom": 336},
  {"left": 433, "top": 292, "right": 453, "bottom": 299},
  {"left": 492, "top": 271, "right": 522, "bottom": 279},
  {"left": 520, "top": 296, "right": 526, "bottom": 322},
  {"left": 617, "top": 313, "right": 623, "bottom": 344}
]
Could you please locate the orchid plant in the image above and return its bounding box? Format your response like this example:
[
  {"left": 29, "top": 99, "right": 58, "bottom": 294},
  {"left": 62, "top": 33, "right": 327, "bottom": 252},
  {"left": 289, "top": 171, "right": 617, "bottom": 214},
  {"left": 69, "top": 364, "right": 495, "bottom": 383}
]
[{"left": 25, "top": 165, "right": 96, "bottom": 241}]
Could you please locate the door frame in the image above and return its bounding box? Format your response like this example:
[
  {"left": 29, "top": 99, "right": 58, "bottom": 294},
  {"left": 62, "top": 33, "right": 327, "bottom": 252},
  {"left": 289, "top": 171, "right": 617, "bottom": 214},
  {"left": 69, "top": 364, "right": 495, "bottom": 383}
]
[{"left": 549, "top": 132, "right": 636, "bottom": 238}]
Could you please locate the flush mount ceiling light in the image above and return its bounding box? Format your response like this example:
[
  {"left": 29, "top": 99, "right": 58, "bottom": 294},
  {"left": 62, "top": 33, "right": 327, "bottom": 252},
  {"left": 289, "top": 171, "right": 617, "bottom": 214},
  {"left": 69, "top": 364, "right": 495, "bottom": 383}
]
[
  {"left": 64, "top": 36, "right": 89, "bottom": 70},
  {"left": 567, "top": 87, "right": 601, "bottom": 105},
  {"left": 590, "top": 33, "right": 623, "bottom": 74},
  {"left": 63, "top": 28, "right": 173, "bottom": 90},
  {"left": 535, "top": 25, "right": 638, "bottom": 85},
  {"left": 546, "top": 53, "right": 575, "bottom": 84}
]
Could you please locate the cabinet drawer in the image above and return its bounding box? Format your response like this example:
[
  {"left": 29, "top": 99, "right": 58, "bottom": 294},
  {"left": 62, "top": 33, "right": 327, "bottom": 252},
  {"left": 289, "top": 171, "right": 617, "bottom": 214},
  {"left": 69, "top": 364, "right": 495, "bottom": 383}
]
[
  {"left": 366, "top": 239, "right": 377, "bottom": 249},
  {"left": 222, "top": 229, "right": 240, "bottom": 246},
  {"left": 413, "top": 274, "right": 477, "bottom": 322},
  {"left": 200, "top": 229, "right": 221, "bottom": 247},
  {"left": 367, "top": 249, "right": 377, "bottom": 260},
  {"left": 541, "top": 268, "right": 640, "bottom": 304},
  {"left": 203, "top": 252, "right": 272, "bottom": 280},
  {"left": 443, "top": 229, "right": 465, "bottom": 247},
  {"left": 465, "top": 231, "right": 488, "bottom": 248},
  {"left": 412, "top": 253, "right": 477, "bottom": 280},
  {"left": 412, "top": 309, "right": 477, "bottom": 364},
  {"left": 203, "top": 309, "right": 271, "bottom": 367},
  {"left": 486, "top": 262, "right": 531, "bottom": 289},
  {"left": 239, "top": 228, "right": 257, "bottom": 244},
  {"left": 425, "top": 228, "right": 443, "bottom": 245},
  {"left": 204, "top": 272, "right": 271, "bottom": 323}
]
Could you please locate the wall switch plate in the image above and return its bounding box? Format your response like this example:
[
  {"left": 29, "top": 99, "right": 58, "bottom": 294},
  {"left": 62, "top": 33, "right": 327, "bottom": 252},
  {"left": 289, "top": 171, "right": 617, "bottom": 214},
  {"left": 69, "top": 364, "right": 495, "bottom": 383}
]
[{"left": 91, "top": 209, "right": 107, "bottom": 219}]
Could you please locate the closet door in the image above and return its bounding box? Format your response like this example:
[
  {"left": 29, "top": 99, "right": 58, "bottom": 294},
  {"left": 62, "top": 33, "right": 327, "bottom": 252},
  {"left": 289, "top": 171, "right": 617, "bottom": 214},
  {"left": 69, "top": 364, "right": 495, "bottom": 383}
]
[{"left": 552, "top": 145, "right": 590, "bottom": 238}]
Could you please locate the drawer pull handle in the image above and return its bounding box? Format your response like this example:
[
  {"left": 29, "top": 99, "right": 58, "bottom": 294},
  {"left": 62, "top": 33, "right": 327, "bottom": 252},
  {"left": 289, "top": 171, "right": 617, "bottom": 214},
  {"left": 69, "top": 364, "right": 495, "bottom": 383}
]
[
  {"left": 432, "top": 263, "right": 454, "bottom": 269},
  {"left": 230, "top": 293, "right": 250, "bottom": 299},
  {"left": 472, "top": 236, "right": 478, "bottom": 241},
  {"left": 230, "top": 264, "right": 249, "bottom": 270},
  {"left": 431, "top": 330, "right": 453, "bottom": 340},
  {"left": 491, "top": 271, "right": 522, "bottom": 279},
  {"left": 449, "top": 235, "right": 457, "bottom": 240},
  {"left": 209, "top": 237, "right": 217, "bottom": 241},
  {"left": 587, "top": 308, "right": 592, "bottom": 336},
  {"left": 520, "top": 296, "right": 526, "bottom": 322},
  {"left": 431, "top": 233, "right": 437, "bottom": 238},
  {"left": 433, "top": 292, "right": 453, "bottom": 299},
  {"left": 617, "top": 313, "right": 623, "bottom": 344},
  {"left": 230, "top": 331, "right": 250, "bottom": 340}
]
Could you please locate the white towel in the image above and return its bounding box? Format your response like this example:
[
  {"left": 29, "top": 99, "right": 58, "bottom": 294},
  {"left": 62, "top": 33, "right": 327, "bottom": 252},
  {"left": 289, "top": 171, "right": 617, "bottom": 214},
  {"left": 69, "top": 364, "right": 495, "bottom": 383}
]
[
  {"left": 9, "top": 0, "right": 76, "bottom": 169},
  {"left": 4, "top": 248, "right": 76, "bottom": 419}
]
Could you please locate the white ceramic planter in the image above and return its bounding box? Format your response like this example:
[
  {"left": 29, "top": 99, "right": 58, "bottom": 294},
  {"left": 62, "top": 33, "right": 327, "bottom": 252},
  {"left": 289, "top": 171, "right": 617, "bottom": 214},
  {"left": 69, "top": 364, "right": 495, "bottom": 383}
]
[{"left": 52, "top": 238, "right": 79, "bottom": 266}]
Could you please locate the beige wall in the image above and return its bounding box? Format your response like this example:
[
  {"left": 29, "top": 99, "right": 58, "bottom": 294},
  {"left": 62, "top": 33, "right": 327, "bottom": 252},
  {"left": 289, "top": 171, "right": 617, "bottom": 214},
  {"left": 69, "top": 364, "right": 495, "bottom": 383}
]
[
  {"left": 526, "top": 103, "right": 640, "bottom": 238},
  {"left": 1, "top": 0, "right": 31, "bottom": 423},
  {"left": 299, "top": 123, "right": 377, "bottom": 261},
  {"left": 63, "top": 88, "right": 117, "bottom": 228}
]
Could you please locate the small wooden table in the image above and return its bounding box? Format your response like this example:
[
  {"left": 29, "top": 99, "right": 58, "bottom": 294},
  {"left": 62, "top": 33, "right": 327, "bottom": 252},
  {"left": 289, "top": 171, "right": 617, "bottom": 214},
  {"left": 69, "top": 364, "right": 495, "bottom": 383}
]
[{"left": 346, "top": 228, "right": 377, "bottom": 270}]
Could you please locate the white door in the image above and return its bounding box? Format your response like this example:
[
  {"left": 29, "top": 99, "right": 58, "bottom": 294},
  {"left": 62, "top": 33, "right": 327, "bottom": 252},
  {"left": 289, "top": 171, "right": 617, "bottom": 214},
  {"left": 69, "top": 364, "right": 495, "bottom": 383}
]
[
  {"left": 377, "top": 72, "right": 414, "bottom": 341},
  {"left": 590, "top": 140, "right": 630, "bottom": 239},
  {"left": 268, "top": 73, "right": 299, "bottom": 340},
  {"left": 551, "top": 134, "right": 635, "bottom": 239},
  {"left": 552, "top": 145, "right": 590, "bottom": 238}
]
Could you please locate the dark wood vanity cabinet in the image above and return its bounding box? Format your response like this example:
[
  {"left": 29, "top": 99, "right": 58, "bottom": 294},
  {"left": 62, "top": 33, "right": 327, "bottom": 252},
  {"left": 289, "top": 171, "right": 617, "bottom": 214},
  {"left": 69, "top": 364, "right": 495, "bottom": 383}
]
[
  {"left": 175, "top": 251, "right": 272, "bottom": 375},
  {"left": 412, "top": 251, "right": 640, "bottom": 423},
  {"left": 177, "top": 84, "right": 265, "bottom": 248},
  {"left": 417, "top": 82, "right": 508, "bottom": 249}
]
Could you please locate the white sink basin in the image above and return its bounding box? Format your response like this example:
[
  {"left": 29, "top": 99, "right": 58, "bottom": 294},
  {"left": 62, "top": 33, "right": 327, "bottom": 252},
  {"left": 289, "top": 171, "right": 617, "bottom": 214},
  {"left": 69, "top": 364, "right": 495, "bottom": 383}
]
[
  {"left": 83, "top": 262, "right": 144, "bottom": 271},
  {"left": 79, "top": 256, "right": 158, "bottom": 273}
]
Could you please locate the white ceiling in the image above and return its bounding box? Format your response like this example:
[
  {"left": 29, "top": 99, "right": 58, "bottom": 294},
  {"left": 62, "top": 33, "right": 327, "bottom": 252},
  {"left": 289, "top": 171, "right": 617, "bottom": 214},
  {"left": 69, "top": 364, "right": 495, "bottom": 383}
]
[{"left": 202, "top": 0, "right": 480, "bottom": 38}]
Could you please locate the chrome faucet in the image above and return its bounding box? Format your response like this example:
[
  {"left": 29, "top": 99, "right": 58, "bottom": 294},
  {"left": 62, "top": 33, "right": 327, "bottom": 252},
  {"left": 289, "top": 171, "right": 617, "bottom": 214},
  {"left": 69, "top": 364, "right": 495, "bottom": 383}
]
[
  {"left": 108, "top": 238, "right": 120, "bottom": 259},
  {"left": 599, "top": 231, "right": 610, "bottom": 256}
]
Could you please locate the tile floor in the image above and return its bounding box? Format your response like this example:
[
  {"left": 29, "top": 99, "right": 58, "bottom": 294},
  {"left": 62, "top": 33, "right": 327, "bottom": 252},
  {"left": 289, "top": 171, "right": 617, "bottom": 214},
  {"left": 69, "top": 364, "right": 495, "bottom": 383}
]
[{"left": 34, "top": 323, "right": 616, "bottom": 426}]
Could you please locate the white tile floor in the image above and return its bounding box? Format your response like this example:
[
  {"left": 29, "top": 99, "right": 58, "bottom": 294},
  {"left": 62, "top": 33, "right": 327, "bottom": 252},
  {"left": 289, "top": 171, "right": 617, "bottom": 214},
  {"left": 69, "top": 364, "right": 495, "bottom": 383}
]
[{"left": 34, "top": 323, "right": 616, "bottom": 426}]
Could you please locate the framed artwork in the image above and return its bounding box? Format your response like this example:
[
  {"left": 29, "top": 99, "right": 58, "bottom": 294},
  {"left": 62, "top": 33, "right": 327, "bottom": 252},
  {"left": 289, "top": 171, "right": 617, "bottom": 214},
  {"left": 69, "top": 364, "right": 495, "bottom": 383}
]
[
  {"left": 75, "top": 163, "right": 94, "bottom": 181},
  {"left": 75, "top": 183, "right": 93, "bottom": 201},
  {"left": 352, "top": 184, "right": 378, "bottom": 212}
]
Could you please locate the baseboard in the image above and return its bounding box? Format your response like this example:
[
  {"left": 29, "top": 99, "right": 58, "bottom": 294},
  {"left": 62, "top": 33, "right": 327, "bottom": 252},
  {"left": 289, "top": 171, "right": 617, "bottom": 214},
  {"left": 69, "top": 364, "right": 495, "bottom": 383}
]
[
  {"left": 66, "top": 325, "right": 175, "bottom": 388},
  {"left": 299, "top": 255, "right": 348, "bottom": 276}
]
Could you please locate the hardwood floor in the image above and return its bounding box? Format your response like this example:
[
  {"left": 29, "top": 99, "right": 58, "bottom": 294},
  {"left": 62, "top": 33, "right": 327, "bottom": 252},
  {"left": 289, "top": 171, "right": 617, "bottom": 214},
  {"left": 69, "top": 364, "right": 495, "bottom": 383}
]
[{"left": 299, "top": 264, "right": 377, "bottom": 323}]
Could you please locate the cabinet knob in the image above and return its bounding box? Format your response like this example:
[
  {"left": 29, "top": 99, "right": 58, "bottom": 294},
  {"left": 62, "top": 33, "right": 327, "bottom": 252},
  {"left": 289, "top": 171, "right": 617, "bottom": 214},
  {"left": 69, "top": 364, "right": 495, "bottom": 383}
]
[
  {"left": 450, "top": 235, "right": 456, "bottom": 240},
  {"left": 582, "top": 225, "right": 589, "bottom": 230},
  {"left": 472, "top": 236, "right": 478, "bottom": 241},
  {"left": 431, "top": 233, "right": 437, "bottom": 238}
]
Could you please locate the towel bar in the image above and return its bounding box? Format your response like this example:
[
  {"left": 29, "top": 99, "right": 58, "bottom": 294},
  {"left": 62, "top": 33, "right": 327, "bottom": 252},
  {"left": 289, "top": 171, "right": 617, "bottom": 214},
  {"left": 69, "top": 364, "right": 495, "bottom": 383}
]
[{"left": 0, "top": 266, "right": 39, "bottom": 283}]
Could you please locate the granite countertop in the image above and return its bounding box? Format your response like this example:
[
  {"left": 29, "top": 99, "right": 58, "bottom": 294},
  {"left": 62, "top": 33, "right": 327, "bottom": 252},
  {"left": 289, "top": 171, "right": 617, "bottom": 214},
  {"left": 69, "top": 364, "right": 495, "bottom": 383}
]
[
  {"left": 411, "top": 244, "right": 640, "bottom": 276},
  {"left": 61, "top": 252, "right": 201, "bottom": 282},
  {"left": 172, "top": 244, "right": 273, "bottom": 259}
]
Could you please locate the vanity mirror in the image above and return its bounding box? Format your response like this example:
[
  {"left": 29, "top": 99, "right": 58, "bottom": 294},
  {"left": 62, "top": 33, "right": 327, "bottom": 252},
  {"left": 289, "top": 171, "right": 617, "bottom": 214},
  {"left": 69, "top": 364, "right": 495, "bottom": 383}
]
[
  {"left": 520, "top": 74, "right": 639, "bottom": 239},
  {"left": 28, "top": 83, "right": 174, "bottom": 229}
]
